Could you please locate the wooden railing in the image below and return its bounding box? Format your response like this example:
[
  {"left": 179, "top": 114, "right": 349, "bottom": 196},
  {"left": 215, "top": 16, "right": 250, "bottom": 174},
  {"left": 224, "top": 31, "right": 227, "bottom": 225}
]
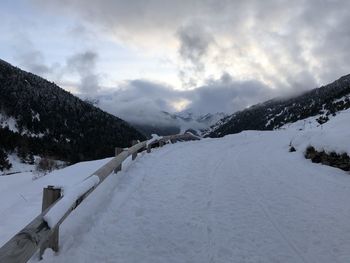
[{"left": 0, "top": 133, "right": 200, "bottom": 263}]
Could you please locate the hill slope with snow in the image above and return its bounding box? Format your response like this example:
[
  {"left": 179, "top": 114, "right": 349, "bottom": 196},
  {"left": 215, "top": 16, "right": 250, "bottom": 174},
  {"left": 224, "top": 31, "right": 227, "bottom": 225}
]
[
  {"left": 207, "top": 74, "right": 350, "bottom": 137},
  {"left": 1, "top": 109, "right": 350, "bottom": 262}
]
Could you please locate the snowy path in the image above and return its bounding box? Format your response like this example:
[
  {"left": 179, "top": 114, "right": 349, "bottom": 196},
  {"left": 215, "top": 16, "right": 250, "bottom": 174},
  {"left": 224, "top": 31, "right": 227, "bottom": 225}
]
[{"left": 38, "top": 131, "right": 350, "bottom": 263}]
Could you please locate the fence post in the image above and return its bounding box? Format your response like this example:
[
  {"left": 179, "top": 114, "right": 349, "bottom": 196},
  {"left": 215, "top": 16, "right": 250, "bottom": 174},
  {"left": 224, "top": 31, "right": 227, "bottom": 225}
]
[
  {"left": 40, "top": 186, "right": 61, "bottom": 259},
  {"left": 114, "top": 147, "right": 123, "bottom": 173},
  {"left": 147, "top": 144, "right": 151, "bottom": 153},
  {"left": 132, "top": 140, "right": 138, "bottom": 160}
]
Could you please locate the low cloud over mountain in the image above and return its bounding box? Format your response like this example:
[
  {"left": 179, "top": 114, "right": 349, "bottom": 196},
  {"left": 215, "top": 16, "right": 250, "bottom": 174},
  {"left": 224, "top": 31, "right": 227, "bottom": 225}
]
[{"left": 85, "top": 74, "right": 276, "bottom": 129}]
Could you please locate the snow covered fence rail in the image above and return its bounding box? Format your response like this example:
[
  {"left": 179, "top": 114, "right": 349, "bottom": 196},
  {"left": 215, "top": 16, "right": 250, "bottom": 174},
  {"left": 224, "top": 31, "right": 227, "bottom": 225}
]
[
  {"left": 0, "top": 133, "right": 199, "bottom": 263},
  {"left": 147, "top": 132, "right": 200, "bottom": 150}
]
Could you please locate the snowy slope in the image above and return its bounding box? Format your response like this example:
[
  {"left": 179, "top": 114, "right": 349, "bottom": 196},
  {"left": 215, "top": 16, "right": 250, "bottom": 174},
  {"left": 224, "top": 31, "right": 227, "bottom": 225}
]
[
  {"left": 1, "top": 110, "right": 350, "bottom": 262},
  {"left": 0, "top": 154, "right": 35, "bottom": 175},
  {"left": 292, "top": 109, "right": 350, "bottom": 154}
]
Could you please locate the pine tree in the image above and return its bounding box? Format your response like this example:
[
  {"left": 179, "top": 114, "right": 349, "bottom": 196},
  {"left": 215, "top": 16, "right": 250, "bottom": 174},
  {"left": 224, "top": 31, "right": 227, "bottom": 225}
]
[{"left": 0, "top": 148, "right": 12, "bottom": 171}]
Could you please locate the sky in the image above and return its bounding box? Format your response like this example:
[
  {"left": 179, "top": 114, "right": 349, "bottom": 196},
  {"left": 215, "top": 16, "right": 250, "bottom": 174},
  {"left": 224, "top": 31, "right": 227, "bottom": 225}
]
[{"left": 1, "top": 0, "right": 350, "bottom": 123}]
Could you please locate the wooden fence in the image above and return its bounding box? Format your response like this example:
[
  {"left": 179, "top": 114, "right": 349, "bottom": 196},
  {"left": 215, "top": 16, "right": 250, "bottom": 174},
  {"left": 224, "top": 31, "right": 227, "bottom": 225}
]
[{"left": 0, "top": 133, "right": 200, "bottom": 263}]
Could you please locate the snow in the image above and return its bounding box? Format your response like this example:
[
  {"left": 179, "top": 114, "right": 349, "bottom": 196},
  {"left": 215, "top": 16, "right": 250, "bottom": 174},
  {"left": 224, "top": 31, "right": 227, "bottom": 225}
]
[
  {"left": 1, "top": 109, "right": 350, "bottom": 262},
  {"left": 292, "top": 109, "right": 350, "bottom": 154},
  {"left": 0, "top": 154, "right": 36, "bottom": 175},
  {"left": 0, "top": 155, "right": 67, "bottom": 176},
  {"left": 0, "top": 157, "right": 114, "bottom": 248},
  {"left": 0, "top": 113, "right": 18, "bottom": 132},
  {"left": 280, "top": 115, "right": 321, "bottom": 131},
  {"left": 147, "top": 134, "right": 162, "bottom": 146},
  {"left": 33, "top": 130, "right": 350, "bottom": 263},
  {"left": 0, "top": 111, "right": 44, "bottom": 137},
  {"left": 43, "top": 175, "right": 100, "bottom": 228},
  {"left": 265, "top": 117, "right": 274, "bottom": 127},
  {"left": 333, "top": 94, "right": 350, "bottom": 104},
  {"left": 32, "top": 112, "right": 40, "bottom": 121}
]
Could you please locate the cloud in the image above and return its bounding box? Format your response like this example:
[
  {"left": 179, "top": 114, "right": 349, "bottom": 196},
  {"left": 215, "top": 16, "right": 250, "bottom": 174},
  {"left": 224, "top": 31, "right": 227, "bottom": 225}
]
[
  {"left": 89, "top": 80, "right": 186, "bottom": 126},
  {"left": 187, "top": 73, "right": 276, "bottom": 114},
  {"left": 88, "top": 73, "right": 276, "bottom": 126},
  {"left": 8, "top": 0, "right": 350, "bottom": 127},
  {"left": 11, "top": 35, "right": 53, "bottom": 76},
  {"left": 178, "top": 25, "right": 212, "bottom": 67},
  {"left": 12, "top": 44, "right": 102, "bottom": 94},
  {"left": 31, "top": 0, "right": 350, "bottom": 91},
  {"left": 17, "top": 50, "right": 51, "bottom": 76},
  {"left": 177, "top": 24, "right": 214, "bottom": 87},
  {"left": 14, "top": 47, "right": 102, "bottom": 94},
  {"left": 66, "top": 51, "right": 101, "bottom": 93}
]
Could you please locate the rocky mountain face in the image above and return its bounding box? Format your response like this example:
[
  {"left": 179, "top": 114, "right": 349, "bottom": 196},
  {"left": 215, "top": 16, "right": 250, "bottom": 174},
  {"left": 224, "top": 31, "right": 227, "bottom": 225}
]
[
  {"left": 0, "top": 59, "right": 145, "bottom": 171},
  {"left": 207, "top": 74, "right": 350, "bottom": 137}
]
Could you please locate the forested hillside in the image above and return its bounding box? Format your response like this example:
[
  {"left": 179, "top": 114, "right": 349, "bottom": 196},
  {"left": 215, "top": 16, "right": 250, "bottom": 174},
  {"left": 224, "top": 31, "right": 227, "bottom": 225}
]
[
  {"left": 208, "top": 74, "right": 350, "bottom": 137},
  {"left": 0, "top": 59, "right": 145, "bottom": 170}
]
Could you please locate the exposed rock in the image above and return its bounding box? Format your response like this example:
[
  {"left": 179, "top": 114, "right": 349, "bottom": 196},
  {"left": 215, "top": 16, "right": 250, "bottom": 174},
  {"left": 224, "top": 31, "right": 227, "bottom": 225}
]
[
  {"left": 305, "top": 146, "right": 350, "bottom": 171},
  {"left": 289, "top": 146, "right": 296, "bottom": 152}
]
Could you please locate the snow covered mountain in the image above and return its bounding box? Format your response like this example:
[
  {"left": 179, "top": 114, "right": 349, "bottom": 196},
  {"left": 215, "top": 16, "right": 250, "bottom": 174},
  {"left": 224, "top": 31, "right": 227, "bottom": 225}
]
[
  {"left": 207, "top": 74, "right": 350, "bottom": 137},
  {"left": 175, "top": 109, "right": 227, "bottom": 126},
  {"left": 0, "top": 59, "right": 145, "bottom": 172},
  {"left": 160, "top": 110, "right": 227, "bottom": 135}
]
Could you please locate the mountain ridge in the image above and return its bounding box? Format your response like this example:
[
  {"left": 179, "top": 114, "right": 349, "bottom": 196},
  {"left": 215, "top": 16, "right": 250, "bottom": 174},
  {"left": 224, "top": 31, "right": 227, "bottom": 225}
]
[
  {"left": 0, "top": 59, "right": 145, "bottom": 171},
  {"left": 206, "top": 74, "right": 350, "bottom": 137}
]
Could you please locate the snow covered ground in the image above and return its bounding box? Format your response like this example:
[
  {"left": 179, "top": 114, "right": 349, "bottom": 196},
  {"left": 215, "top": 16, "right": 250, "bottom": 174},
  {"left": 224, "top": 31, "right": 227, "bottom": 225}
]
[
  {"left": 0, "top": 154, "right": 36, "bottom": 175},
  {"left": 0, "top": 157, "right": 114, "bottom": 248},
  {"left": 292, "top": 109, "right": 350, "bottom": 154},
  {"left": 1, "top": 109, "right": 350, "bottom": 262}
]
